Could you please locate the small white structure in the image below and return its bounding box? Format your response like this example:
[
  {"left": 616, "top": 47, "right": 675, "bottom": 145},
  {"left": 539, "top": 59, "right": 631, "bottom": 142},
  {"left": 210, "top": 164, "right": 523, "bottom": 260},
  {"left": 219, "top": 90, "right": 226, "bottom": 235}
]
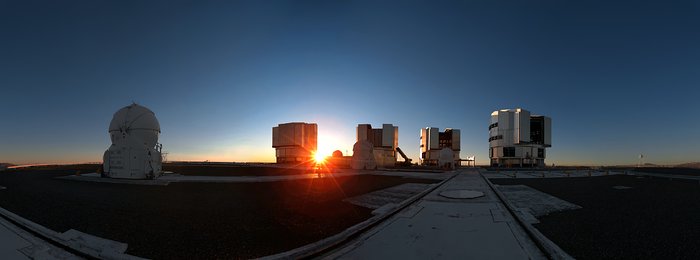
[
  {"left": 272, "top": 122, "right": 318, "bottom": 163},
  {"left": 351, "top": 140, "right": 377, "bottom": 170},
  {"left": 489, "top": 108, "right": 551, "bottom": 167},
  {"left": 420, "top": 127, "right": 460, "bottom": 166},
  {"left": 103, "top": 103, "right": 163, "bottom": 179},
  {"left": 357, "top": 124, "right": 398, "bottom": 168}
]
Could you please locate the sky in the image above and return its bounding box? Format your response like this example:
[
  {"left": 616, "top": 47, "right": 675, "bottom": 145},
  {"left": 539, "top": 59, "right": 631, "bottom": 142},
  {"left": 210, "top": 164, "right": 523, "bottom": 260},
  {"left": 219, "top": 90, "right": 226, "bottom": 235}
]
[{"left": 1, "top": 0, "right": 699, "bottom": 166}]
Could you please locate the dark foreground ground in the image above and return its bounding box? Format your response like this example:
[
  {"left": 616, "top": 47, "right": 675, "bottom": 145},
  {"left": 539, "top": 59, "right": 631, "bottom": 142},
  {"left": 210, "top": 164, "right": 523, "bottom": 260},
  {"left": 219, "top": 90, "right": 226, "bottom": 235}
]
[
  {"left": 493, "top": 175, "right": 700, "bottom": 259},
  {"left": 163, "top": 163, "right": 310, "bottom": 176},
  {"left": 631, "top": 167, "right": 700, "bottom": 176},
  {"left": 0, "top": 168, "right": 438, "bottom": 259}
]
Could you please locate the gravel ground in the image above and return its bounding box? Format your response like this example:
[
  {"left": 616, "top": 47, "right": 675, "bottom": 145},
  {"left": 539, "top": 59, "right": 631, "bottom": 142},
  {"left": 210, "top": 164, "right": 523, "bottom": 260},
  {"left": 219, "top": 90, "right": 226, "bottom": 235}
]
[
  {"left": 492, "top": 175, "right": 700, "bottom": 259},
  {"left": 0, "top": 168, "right": 437, "bottom": 259}
]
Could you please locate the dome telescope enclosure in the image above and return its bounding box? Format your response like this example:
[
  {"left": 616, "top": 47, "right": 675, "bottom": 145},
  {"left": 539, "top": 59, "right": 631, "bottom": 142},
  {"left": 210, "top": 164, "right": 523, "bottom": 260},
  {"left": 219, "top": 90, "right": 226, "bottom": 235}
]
[{"left": 103, "top": 104, "right": 163, "bottom": 179}]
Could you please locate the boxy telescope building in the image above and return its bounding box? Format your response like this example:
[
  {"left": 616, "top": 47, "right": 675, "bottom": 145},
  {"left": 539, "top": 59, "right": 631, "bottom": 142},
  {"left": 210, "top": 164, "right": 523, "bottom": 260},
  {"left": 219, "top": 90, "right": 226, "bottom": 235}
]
[
  {"left": 272, "top": 122, "right": 318, "bottom": 163},
  {"left": 357, "top": 124, "right": 398, "bottom": 168},
  {"left": 420, "top": 127, "right": 460, "bottom": 167},
  {"left": 489, "top": 108, "right": 551, "bottom": 167}
]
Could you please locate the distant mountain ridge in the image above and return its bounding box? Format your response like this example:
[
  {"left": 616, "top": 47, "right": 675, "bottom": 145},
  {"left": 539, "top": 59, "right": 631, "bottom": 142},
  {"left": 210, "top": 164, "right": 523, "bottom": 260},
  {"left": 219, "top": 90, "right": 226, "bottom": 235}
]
[{"left": 676, "top": 162, "right": 700, "bottom": 169}]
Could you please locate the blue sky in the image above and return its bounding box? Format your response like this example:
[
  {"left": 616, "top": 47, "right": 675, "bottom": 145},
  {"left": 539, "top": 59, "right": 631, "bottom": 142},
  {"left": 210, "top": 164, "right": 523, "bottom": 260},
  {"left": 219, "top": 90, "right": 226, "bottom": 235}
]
[{"left": 1, "top": 0, "right": 698, "bottom": 165}]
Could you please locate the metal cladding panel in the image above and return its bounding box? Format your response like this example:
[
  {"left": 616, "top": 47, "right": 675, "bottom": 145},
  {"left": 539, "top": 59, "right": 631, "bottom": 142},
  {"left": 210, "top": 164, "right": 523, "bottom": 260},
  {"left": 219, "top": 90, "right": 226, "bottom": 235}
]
[
  {"left": 420, "top": 128, "right": 428, "bottom": 153},
  {"left": 294, "top": 123, "right": 303, "bottom": 146},
  {"left": 544, "top": 117, "right": 552, "bottom": 146},
  {"left": 278, "top": 124, "right": 294, "bottom": 146},
  {"left": 272, "top": 127, "right": 279, "bottom": 147},
  {"left": 304, "top": 124, "right": 318, "bottom": 151},
  {"left": 498, "top": 111, "right": 511, "bottom": 131},
  {"left": 451, "top": 129, "right": 460, "bottom": 150},
  {"left": 489, "top": 114, "right": 498, "bottom": 135},
  {"left": 428, "top": 127, "right": 439, "bottom": 150},
  {"left": 425, "top": 150, "right": 441, "bottom": 160},
  {"left": 277, "top": 147, "right": 312, "bottom": 158},
  {"left": 382, "top": 124, "right": 394, "bottom": 147},
  {"left": 357, "top": 124, "right": 370, "bottom": 141},
  {"left": 394, "top": 126, "right": 399, "bottom": 149},
  {"left": 273, "top": 123, "right": 316, "bottom": 148},
  {"left": 515, "top": 147, "right": 523, "bottom": 158},
  {"left": 515, "top": 110, "right": 531, "bottom": 143},
  {"left": 496, "top": 111, "right": 513, "bottom": 146},
  {"left": 498, "top": 111, "right": 511, "bottom": 143}
]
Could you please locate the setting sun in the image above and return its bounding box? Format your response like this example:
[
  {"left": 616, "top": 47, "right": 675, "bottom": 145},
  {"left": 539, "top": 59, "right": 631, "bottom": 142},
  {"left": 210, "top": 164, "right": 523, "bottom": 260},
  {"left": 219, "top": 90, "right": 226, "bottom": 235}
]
[
  {"left": 316, "top": 131, "right": 352, "bottom": 160},
  {"left": 314, "top": 152, "right": 326, "bottom": 164}
]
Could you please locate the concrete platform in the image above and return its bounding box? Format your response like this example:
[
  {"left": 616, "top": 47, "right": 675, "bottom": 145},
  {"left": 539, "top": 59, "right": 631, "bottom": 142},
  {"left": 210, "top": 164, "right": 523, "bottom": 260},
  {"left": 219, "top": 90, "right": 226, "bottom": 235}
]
[
  {"left": 495, "top": 184, "right": 581, "bottom": 220},
  {"left": 0, "top": 211, "right": 79, "bottom": 259},
  {"left": 483, "top": 170, "right": 624, "bottom": 179},
  {"left": 326, "top": 169, "right": 552, "bottom": 259}
]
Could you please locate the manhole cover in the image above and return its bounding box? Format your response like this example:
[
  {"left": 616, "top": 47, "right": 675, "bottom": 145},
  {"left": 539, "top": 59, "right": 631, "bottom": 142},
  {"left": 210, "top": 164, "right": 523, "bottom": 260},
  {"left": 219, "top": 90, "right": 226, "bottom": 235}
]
[{"left": 439, "top": 189, "right": 484, "bottom": 199}]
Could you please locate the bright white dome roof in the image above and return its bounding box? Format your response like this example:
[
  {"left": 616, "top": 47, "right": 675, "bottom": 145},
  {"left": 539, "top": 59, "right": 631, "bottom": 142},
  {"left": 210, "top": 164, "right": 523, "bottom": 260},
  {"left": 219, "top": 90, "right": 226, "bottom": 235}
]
[{"left": 109, "top": 103, "right": 160, "bottom": 133}]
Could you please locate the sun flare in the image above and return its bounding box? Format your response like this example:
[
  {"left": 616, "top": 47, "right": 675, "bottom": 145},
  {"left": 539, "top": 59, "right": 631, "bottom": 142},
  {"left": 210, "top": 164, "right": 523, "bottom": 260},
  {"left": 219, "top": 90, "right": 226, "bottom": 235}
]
[{"left": 314, "top": 152, "right": 326, "bottom": 164}]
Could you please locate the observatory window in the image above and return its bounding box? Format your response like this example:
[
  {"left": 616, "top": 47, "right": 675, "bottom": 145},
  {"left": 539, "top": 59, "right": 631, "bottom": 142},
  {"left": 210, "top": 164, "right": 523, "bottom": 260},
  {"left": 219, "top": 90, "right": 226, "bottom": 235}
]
[
  {"left": 488, "top": 135, "right": 503, "bottom": 142},
  {"left": 438, "top": 131, "right": 453, "bottom": 149},
  {"left": 503, "top": 147, "right": 515, "bottom": 157},
  {"left": 489, "top": 122, "right": 498, "bottom": 130}
]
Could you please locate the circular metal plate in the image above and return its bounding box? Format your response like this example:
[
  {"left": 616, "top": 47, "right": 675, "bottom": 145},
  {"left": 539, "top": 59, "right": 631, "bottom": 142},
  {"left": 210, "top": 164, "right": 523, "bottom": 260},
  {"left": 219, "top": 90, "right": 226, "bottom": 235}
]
[{"left": 439, "top": 189, "right": 485, "bottom": 199}]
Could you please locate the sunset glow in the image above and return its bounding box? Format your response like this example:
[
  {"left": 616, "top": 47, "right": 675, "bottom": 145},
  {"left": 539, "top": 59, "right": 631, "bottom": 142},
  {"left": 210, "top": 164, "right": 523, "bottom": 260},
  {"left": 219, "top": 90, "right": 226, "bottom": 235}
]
[
  {"left": 316, "top": 132, "right": 351, "bottom": 159},
  {"left": 314, "top": 152, "right": 326, "bottom": 164}
]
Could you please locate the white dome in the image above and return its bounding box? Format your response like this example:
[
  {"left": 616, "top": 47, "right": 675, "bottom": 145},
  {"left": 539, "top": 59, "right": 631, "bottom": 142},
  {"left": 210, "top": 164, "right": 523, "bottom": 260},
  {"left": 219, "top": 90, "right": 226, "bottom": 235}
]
[
  {"left": 108, "top": 103, "right": 160, "bottom": 148},
  {"left": 109, "top": 103, "right": 160, "bottom": 133}
]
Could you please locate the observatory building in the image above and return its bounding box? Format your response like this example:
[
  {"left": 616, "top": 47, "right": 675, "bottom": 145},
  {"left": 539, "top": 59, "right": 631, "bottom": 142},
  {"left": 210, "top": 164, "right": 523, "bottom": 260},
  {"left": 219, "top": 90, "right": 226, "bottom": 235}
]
[
  {"left": 356, "top": 124, "right": 398, "bottom": 168},
  {"left": 489, "top": 108, "right": 551, "bottom": 167},
  {"left": 103, "top": 103, "right": 163, "bottom": 179},
  {"left": 272, "top": 122, "right": 318, "bottom": 163},
  {"left": 420, "top": 127, "right": 461, "bottom": 168}
]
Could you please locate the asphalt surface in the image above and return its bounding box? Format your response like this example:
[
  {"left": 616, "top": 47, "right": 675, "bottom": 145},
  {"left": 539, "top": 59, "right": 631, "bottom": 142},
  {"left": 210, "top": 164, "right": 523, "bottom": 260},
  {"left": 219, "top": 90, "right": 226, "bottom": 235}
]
[
  {"left": 492, "top": 175, "right": 700, "bottom": 259},
  {"left": 0, "top": 168, "right": 437, "bottom": 259}
]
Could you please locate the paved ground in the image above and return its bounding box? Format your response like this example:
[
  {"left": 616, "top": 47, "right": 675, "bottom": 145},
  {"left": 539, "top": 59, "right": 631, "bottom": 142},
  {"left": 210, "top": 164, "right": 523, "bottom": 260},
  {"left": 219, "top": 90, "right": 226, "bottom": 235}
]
[
  {"left": 0, "top": 218, "right": 33, "bottom": 259},
  {"left": 482, "top": 169, "right": 624, "bottom": 179},
  {"left": 0, "top": 168, "right": 439, "bottom": 259},
  {"left": 344, "top": 183, "right": 431, "bottom": 210},
  {"left": 327, "top": 169, "right": 546, "bottom": 259},
  {"left": 492, "top": 175, "right": 700, "bottom": 259},
  {"left": 495, "top": 184, "right": 581, "bottom": 219}
]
